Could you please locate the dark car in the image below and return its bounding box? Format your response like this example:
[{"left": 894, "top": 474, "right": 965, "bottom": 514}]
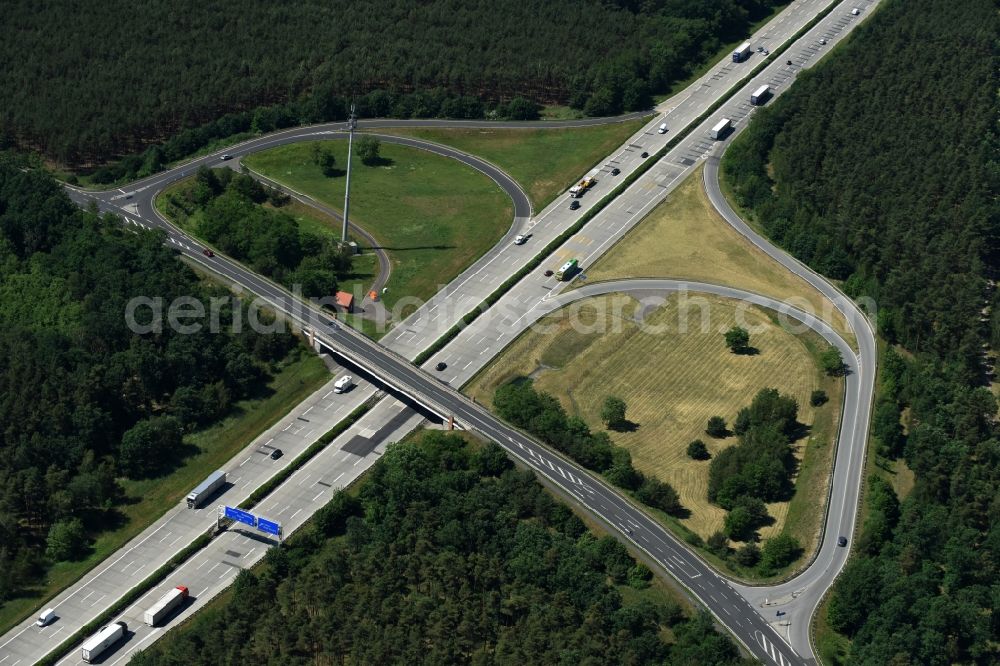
[
  {"left": 270, "top": 449, "right": 283, "bottom": 460},
  {"left": 544, "top": 269, "right": 554, "bottom": 277},
  {"left": 203, "top": 248, "right": 214, "bottom": 257},
  {"left": 569, "top": 200, "right": 581, "bottom": 210},
  {"left": 611, "top": 167, "right": 621, "bottom": 176},
  {"left": 640, "top": 151, "right": 649, "bottom": 158},
  {"left": 435, "top": 362, "right": 447, "bottom": 371},
  {"left": 787, "top": 59, "right": 793, "bottom": 66},
  {"left": 837, "top": 536, "right": 847, "bottom": 547}
]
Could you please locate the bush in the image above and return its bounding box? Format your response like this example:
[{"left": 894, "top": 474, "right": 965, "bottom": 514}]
[
  {"left": 724, "top": 326, "right": 750, "bottom": 353},
  {"left": 601, "top": 396, "right": 628, "bottom": 430},
  {"left": 706, "top": 531, "right": 729, "bottom": 558},
  {"left": 635, "top": 477, "right": 683, "bottom": 516},
  {"left": 46, "top": 518, "right": 87, "bottom": 562},
  {"left": 821, "top": 348, "right": 847, "bottom": 376},
  {"left": 758, "top": 534, "right": 802, "bottom": 573},
  {"left": 810, "top": 389, "right": 828, "bottom": 406},
  {"left": 735, "top": 542, "right": 761, "bottom": 567},
  {"left": 706, "top": 416, "right": 728, "bottom": 438},
  {"left": 686, "top": 439, "right": 710, "bottom": 460},
  {"left": 627, "top": 563, "right": 653, "bottom": 589}
]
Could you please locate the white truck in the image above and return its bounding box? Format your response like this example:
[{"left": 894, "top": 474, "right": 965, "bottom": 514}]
[
  {"left": 710, "top": 118, "right": 732, "bottom": 140},
  {"left": 81, "top": 621, "right": 127, "bottom": 662},
  {"left": 569, "top": 169, "right": 600, "bottom": 198},
  {"left": 751, "top": 85, "right": 771, "bottom": 106},
  {"left": 186, "top": 470, "right": 226, "bottom": 508},
  {"left": 144, "top": 586, "right": 189, "bottom": 626},
  {"left": 732, "top": 41, "right": 752, "bottom": 62}
]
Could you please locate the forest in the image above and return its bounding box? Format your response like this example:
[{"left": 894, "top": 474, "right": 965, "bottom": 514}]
[
  {"left": 0, "top": 0, "right": 786, "bottom": 166},
  {"left": 0, "top": 157, "right": 300, "bottom": 606},
  {"left": 161, "top": 167, "right": 354, "bottom": 299},
  {"left": 722, "top": 0, "right": 1000, "bottom": 662},
  {"left": 131, "top": 431, "right": 753, "bottom": 665}
]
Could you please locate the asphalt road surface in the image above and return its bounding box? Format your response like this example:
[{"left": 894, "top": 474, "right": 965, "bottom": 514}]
[{"left": 1, "top": 1, "right": 880, "bottom": 663}]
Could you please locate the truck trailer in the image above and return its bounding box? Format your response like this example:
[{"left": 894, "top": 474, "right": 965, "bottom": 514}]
[
  {"left": 186, "top": 470, "right": 226, "bottom": 508},
  {"left": 569, "top": 169, "right": 599, "bottom": 198},
  {"left": 732, "top": 41, "right": 752, "bottom": 62},
  {"left": 555, "top": 259, "right": 579, "bottom": 281},
  {"left": 750, "top": 85, "right": 771, "bottom": 105},
  {"left": 710, "top": 118, "right": 732, "bottom": 140},
  {"left": 144, "top": 586, "right": 189, "bottom": 626},
  {"left": 81, "top": 621, "right": 127, "bottom": 662}
]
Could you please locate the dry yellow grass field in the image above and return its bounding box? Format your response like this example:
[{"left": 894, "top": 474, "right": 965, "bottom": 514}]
[
  {"left": 466, "top": 294, "right": 843, "bottom": 546},
  {"left": 582, "top": 164, "right": 856, "bottom": 349}
]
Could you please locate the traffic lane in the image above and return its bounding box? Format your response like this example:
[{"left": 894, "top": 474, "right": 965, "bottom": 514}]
[
  {"left": 62, "top": 398, "right": 424, "bottom": 666},
  {"left": 0, "top": 360, "right": 369, "bottom": 661}
]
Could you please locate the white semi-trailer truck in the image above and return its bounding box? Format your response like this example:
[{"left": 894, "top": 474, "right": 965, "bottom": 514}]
[
  {"left": 732, "top": 41, "right": 752, "bottom": 62},
  {"left": 81, "top": 621, "right": 127, "bottom": 662},
  {"left": 751, "top": 85, "right": 771, "bottom": 105},
  {"left": 144, "top": 586, "right": 189, "bottom": 626},
  {"left": 710, "top": 118, "right": 733, "bottom": 140},
  {"left": 186, "top": 470, "right": 226, "bottom": 508}
]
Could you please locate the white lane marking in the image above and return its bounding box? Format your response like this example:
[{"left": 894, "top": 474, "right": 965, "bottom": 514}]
[
  {"left": 243, "top": 547, "right": 256, "bottom": 560},
  {"left": 240, "top": 457, "right": 251, "bottom": 467},
  {"left": 291, "top": 509, "right": 302, "bottom": 520},
  {"left": 313, "top": 491, "right": 324, "bottom": 502}
]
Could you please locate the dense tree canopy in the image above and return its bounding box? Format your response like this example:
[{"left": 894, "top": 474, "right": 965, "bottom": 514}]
[
  {"left": 0, "top": 159, "right": 299, "bottom": 605},
  {"left": 162, "top": 168, "right": 354, "bottom": 299},
  {"left": 0, "top": 0, "right": 786, "bottom": 165},
  {"left": 131, "top": 432, "right": 752, "bottom": 665},
  {"left": 722, "top": 0, "right": 1000, "bottom": 661}
]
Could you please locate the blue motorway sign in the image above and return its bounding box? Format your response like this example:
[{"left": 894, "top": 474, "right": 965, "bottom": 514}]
[
  {"left": 257, "top": 517, "right": 281, "bottom": 537},
  {"left": 225, "top": 506, "right": 256, "bottom": 527}
]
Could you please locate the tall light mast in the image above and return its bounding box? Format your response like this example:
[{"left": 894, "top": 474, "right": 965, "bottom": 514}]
[{"left": 341, "top": 104, "right": 357, "bottom": 244}]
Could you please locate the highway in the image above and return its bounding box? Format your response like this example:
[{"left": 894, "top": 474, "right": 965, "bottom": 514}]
[{"left": 0, "top": 0, "right": 879, "bottom": 663}]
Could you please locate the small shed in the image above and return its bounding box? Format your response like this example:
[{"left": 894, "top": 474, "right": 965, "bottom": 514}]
[{"left": 334, "top": 291, "right": 354, "bottom": 313}]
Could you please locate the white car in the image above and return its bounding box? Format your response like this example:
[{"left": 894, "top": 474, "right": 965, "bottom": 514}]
[
  {"left": 851, "top": 7, "right": 860, "bottom": 15},
  {"left": 333, "top": 375, "right": 353, "bottom": 393},
  {"left": 820, "top": 38, "right": 827, "bottom": 45},
  {"left": 514, "top": 234, "right": 527, "bottom": 245}
]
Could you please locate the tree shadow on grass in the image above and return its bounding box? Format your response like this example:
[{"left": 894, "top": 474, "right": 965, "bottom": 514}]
[{"left": 610, "top": 419, "right": 640, "bottom": 433}]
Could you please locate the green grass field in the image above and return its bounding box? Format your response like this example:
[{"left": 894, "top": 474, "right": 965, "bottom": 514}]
[
  {"left": 244, "top": 140, "right": 511, "bottom": 317},
  {"left": 0, "top": 351, "right": 331, "bottom": 634},
  {"left": 379, "top": 117, "right": 649, "bottom": 209},
  {"left": 465, "top": 294, "right": 843, "bottom": 554},
  {"left": 582, "top": 164, "right": 856, "bottom": 348}
]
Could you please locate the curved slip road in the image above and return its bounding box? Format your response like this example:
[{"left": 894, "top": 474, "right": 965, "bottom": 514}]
[
  {"left": 3, "top": 1, "right": 879, "bottom": 663},
  {"left": 702, "top": 158, "right": 877, "bottom": 657}
]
